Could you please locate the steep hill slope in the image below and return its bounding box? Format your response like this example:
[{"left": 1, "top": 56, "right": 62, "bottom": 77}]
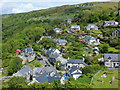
[{"left": 2, "top": 2, "right": 119, "bottom": 67}]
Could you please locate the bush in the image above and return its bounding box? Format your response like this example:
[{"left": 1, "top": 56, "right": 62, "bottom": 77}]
[
  {"left": 82, "top": 64, "right": 102, "bottom": 75},
  {"left": 68, "top": 77, "right": 75, "bottom": 81}
]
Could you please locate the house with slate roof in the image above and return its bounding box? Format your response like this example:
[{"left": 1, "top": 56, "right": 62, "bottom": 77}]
[
  {"left": 103, "top": 21, "right": 118, "bottom": 26},
  {"left": 82, "top": 35, "right": 100, "bottom": 45},
  {"left": 112, "top": 28, "right": 120, "bottom": 37},
  {"left": 49, "top": 53, "right": 67, "bottom": 70},
  {"left": 104, "top": 54, "right": 120, "bottom": 67},
  {"left": 18, "top": 47, "right": 36, "bottom": 64},
  {"left": 67, "top": 59, "right": 87, "bottom": 69},
  {"left": 54, "top": 39, "right": 67, "bottom": 46},
  {"left": 71, "top": 25, "right": 80, "bottom": 32},
  {"left": 28, "top": 66, "right": 61, "bottom": 85},
  {"left": 68, "top": 66, "right": 82, "bottom": 80},
  {"left": 84, "top": 24, "right": 98, "bottom": 30},
  {"left": 46, "top": 48, "right": 61, "bottom": 56},
  {"left": 13, "top": 65, "right": 32, "bottom": 77},
  {"left": 65, "top": 18, "right": 72, "bottom": 24}
]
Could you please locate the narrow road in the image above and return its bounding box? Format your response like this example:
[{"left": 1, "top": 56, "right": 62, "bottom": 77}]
[{"left": 41, "top": 55, "right": 53, "bottom": 67}]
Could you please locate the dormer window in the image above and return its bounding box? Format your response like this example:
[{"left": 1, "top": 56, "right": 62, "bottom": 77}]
[{"left": 108, "top": 56, "right": 111, "bottom": 60}]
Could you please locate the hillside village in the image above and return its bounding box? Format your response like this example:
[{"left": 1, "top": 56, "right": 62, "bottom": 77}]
[{"left": 1, "top": 1, "right": 120, "bottom": 89}]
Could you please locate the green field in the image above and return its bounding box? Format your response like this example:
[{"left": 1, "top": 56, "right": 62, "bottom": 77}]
[
  {"left": 92, "top": 69, "right": 119, "bottom": 88},
  {"left": 108, "top": 47, "right": 119, "bottom": 53},
  {"left": 71, "top": 76, "right": 92, "bottom": 84}
]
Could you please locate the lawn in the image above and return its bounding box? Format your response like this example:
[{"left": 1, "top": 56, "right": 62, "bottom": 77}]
[
  {"left": 108, "top": 47, "right": 119, "bottom": 53},
  {"left": 91, "top": 30, "right": 102, "bottom": 34},
  {"left": 28, "top": 60, "right": 43, "bottom": 68},
  {"left": 92, "top": 69, "right": 119, "bottom": 88},
  {"left": 71, "top": 76, "right": 92, "bottom": 84}
]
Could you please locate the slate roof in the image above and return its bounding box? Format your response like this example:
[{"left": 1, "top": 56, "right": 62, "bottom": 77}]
[
  {"left": 49, "top": 54, "right": 67, "bottom": 64},
  {"left": 54, "top": 39, "right": 67, "bottom": 44},
  {"left": 43, "top": 36, "right": 52, "bottom": 39},
  {"left": 83, "top": 36, "right": 95, "bottom": 40},
  {"left": 85, "top": 24, "right": 98, "bottom": 30},
  {"left": 116, "top": 28, "right": 120, "bottom": 31},
  {"left": 53, "top": 28, "right": 61, "bottom": 32},
  {"left": 23, "top": 47, "right": 33, "bottom": 53},
  {"left": 33, "top": 66, "right": 56, "bottom": 76},
  {"left": 69, "top": 66, "right": 82, "bottom": 74},
  {"left": 67, "top": 59, "right": 88, "bottom": 66},
  {"left": 35, "top": 71, "right": 61, "bottom": 83},
  {"left": 71, "top": 25, "right": 80, "bottom": 30},
  {"left": 13, "top": 65, "right": 32, "bottom": 77},
  {"left": 22, "top": 47, "right": 35, "bottom": 56},
  {"left": 103, "top": 21, "right": 118, "bottom": 26},
  {"left": 104, "top": 21, "right": 117, "bottom": 23},
  {"left": 71, "top": 25, "right": 80, "bottom": 28},
  {"left": 104, "top": 53, "right": 120, "bottom": 62},
  {"left": 49, "top": 53, "right": 61, "bottom": 59},
  {"left": 47, "top": 48, "right": 60, "bottom": 55}
]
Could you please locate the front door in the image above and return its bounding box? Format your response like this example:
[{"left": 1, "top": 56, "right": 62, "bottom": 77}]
[{"left": 113, "top": 63, "right": 116, "bottom": 67}]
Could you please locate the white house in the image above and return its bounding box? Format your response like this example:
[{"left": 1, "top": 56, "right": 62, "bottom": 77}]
[
  {"left": 84, "top": 24, "right": 98, "bottom": 30},
  {"left": 67, "top": 59, "right": 87, "bottom": 69},
  {"left": 68, "top": 66, "right": 82, "bottom": 80},
  {"left": 71, "top": 25, "right": 80, "bottom": 31},
  {"left": 82, "top": 36, "right": 100, "bottom": 45},
  {"left": 54, "top": 28, "right": 62, "bottom": 33},
  {"left": 54, "top": 39, "right": 67, "bottom": 46},
  {"left": 103, "top": 21, "right": 119, "bottom": 26},
  {"left": 46, "top": 48, "right": 61, "bottom": 56}
]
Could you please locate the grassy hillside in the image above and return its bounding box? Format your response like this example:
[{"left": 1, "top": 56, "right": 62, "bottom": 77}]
[
  {"left": 2, "top": 2, "right": 119, "bottom": 67},
  {"left": 92, "top": 69, "right": 119, "bottom": 88}
]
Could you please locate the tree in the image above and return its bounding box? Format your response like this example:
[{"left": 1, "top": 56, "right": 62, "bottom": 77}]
[
  {"left": 7, "top": 57, "right": 23, "bottom": 75},
  {"left": 82, "top": 64, "right": 101, "bottom": 75},
  {"left": 68, "top": 77, "right": 75, "bottom": 81},
  {"left": 98, "top": 44, "right": 109, "bottom": 53},
  {"left": 41, "top": 38, "right": 56, "bottom": 49},
  {"left": 6, "top": 76, "right": 27, "bottom": 88},
  {"left": 56, "top": 61, "right": 61, "bottom": 70}
]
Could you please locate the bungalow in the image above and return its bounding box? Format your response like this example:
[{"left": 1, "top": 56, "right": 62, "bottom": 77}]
[
  {"left": 13, "top": 65, "right": 32, "bottom": 77},
  {"left": 84, "top": 24, "right": 98, "bottom": 30},
  {"left": 18, "top": 47, "right": 36, "bottom": 64},
  {"left": 67, "top": 59, "right": 87, "bottom": 69},
  {"left": 54, "top": 39, "right": 67, "bottom": 46},
  {"left": 112, "top": 28, "right": 120, "bottom": 37},
  {"left": 71, "top": 25, "right": 80, "bottom": 31},
  {"left": 104, "top": 54, "right": 120, "bottom": 68},
  {"left": 68, "top": 66, "right": 82, "bottom": 80},
  {"left": 53, "top": 28, "right": 62, "bottom": 33},
  {"left": 82, "top": 36, "right": 100, "bottom": 45},
  {"left": 103, "top": 21, "right": 118, "bottom": 26}
]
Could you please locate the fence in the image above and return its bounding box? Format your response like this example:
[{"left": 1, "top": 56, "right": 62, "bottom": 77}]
[{"left": 90, "top": 70, "right": 101, "bottom": 85}]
